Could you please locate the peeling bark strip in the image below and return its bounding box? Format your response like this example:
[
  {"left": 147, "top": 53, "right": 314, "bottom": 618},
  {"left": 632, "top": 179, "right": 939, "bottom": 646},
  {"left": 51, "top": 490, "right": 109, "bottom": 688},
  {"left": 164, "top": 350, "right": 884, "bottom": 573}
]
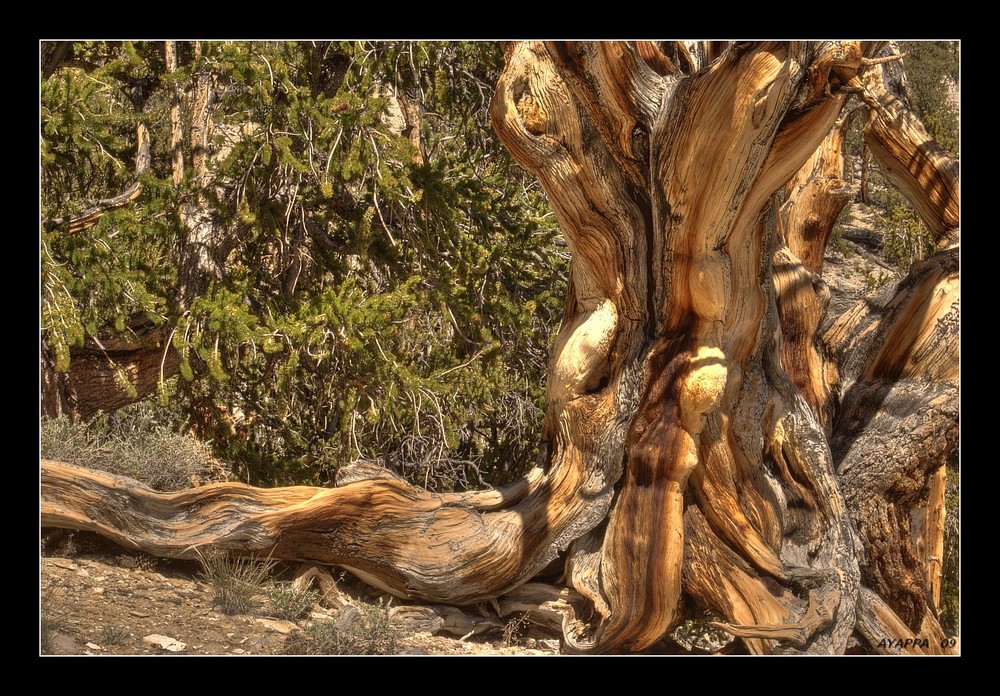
[
  {"left": 41, "top": 42, "right": 958, "bottom": 654},
  {"left": 45, "top": 182, "right": 144, "bottom": 234},
  {"left": 166, "top": 41, "right": 184, "bottom": 186},
  {"left": 918, "top": 465, "right": 947, "bottom": 612}
]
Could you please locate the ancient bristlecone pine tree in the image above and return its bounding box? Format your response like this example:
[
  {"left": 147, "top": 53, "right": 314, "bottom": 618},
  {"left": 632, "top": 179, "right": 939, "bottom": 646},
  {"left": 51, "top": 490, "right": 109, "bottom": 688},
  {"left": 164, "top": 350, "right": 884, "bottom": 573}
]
[{"left": 42, "top": 41, "right": 958, "bottom": 654}]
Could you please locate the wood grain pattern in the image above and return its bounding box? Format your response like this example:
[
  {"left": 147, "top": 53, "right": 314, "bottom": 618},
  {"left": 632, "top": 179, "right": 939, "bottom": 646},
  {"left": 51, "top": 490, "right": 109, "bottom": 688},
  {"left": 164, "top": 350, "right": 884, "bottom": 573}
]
[{"left": 41, "top": 42, "right": 958, "bottom": 654}]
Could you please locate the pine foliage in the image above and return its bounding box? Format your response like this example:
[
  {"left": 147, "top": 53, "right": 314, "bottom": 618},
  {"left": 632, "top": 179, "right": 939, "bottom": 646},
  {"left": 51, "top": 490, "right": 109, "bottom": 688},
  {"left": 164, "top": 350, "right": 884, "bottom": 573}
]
[{"left": 41, "top": 41, "right": 566, "bottom": 487}]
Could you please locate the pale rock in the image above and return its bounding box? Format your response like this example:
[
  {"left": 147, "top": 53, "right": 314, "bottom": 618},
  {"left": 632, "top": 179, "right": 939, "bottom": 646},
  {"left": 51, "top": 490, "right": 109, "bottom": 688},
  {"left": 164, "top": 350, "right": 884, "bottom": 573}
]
[
  {"left": 48, "top": 558, "right": 78, "bottom": 571},
  {"left": 254, "top": 617, "right": 301, "bottom": 634},
  {"left": 142, "top": 634, "right": 187, "bottom": 652}
]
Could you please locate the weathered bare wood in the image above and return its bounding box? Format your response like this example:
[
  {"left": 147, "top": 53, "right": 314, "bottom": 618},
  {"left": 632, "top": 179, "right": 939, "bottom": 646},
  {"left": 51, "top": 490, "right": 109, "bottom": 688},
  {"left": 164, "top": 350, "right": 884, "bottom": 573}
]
[
  {"left": 389, "top": 605, "right": 500, "bottom": 638},
  {"left": 683, "top": 506, "right": 797, "bottom": 655},
  {"left": 41, "top": 453, "right": 611, "bottom": 607},
  {"left": 773, "top": 244, "right": 833, "bottom": 428},
  {"left": 46, "top": 182, "right": 143, "bottom": 235},
  {"left": 64, "top": 327, "right": 180, "bottom": 420},
  {"left": 781, "top": 116, "right": 852, "bottom": 275},
  {"left": 291, "top": 563, "right": 352, "bottom": 610},
  {"left": 711, "top": 585, "right": 840, "bottom": 647},
  {"left": 914, "top": 465, "right": 947, "bottom": 611},
  {"left": 482, "top": 40, "right": 863, "bottom": 653},
  {"left": 166, "top": 41, "right": 184, "bottom": 186},
  {"left": 44, "top": 106, "right": 151, "bottom": 235},
  {"left": 772, "top": 114, "right": 851, "bottom": 430},
  {"left": 855, "top": 587, "right": 954, "bottom": 655},
  {"left": 826, "top": 246, "right": 958, "bottom": 632},
  {"left": 498, "top": 582, "right": 591, "bottom": 637},
  {"left": 40, "top": 41, "right": 959, "bottom": 654},
  {"left": 177, "top": 59, "right": 226, "bottom": 304},
  {"left": 861, "top": 51, "right": 959, "bottom": 245},
  {"left": 189, "top": 68, "right": 217, "bottom": 190},
  {"left": 770, "top": 47, "right": 960, "bottom": 646}
]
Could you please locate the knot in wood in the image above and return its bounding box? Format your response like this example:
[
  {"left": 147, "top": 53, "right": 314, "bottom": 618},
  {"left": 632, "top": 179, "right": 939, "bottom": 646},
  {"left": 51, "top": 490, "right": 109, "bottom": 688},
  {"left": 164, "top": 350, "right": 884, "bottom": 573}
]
[
  {"left": 689, "top": 253, "right": 728, "bottom": 323},
  {"left": 517, "top": 93, "right": 547, "bottom": 136},
  {"left": 679, "top": 346, "right": 728, "bottom": 434}
]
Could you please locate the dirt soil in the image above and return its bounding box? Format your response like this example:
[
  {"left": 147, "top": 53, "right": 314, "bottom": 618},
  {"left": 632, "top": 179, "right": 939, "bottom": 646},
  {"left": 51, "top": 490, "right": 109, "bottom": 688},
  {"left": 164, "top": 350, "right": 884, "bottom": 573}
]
[{"left": 40, "top": 531, "right": 559, "bottom": 656}]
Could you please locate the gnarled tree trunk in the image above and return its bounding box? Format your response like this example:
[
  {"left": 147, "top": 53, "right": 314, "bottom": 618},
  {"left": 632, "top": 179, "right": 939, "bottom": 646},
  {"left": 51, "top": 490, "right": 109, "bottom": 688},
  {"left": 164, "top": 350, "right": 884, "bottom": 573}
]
[{"left": 41, "top": 41, "right": 958, "bottom": 654}]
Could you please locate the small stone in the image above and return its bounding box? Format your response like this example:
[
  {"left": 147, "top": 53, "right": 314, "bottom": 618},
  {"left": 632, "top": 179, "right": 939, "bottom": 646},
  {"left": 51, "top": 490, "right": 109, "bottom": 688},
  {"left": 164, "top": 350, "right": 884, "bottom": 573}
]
[
  {"left": 254, "top": 618, "right": 301, "bottom": 634},
  {"left": 85, "top": 642, "right": 103, "bottom": 651},
  {"left": 398, "top": 646, "right": 430, "bottom": 655},
  {"left": 48, "top": 558, "right": 78, "bottom": 571},
  {"left": 142, "top": 634, "right": 187, "bottom": 652}
]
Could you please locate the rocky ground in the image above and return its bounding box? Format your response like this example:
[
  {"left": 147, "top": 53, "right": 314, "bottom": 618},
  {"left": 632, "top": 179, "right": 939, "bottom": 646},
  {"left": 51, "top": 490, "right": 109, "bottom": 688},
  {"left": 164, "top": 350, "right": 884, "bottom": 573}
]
[
  {"left": 40, "top": 530, "right": 561, "bottom": 656},
  {"left": 41, "top": 529, "right": 743, "bottom": 656},
  {"left": 821, "top": 203, "right": 902, "bottom": 318}
]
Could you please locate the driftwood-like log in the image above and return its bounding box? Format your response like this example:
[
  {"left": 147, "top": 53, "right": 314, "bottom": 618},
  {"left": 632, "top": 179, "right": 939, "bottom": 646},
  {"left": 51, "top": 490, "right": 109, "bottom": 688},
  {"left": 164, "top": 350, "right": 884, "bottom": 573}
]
[{"left": 42, "top": 458, "right": 608, "bottom": 606}]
